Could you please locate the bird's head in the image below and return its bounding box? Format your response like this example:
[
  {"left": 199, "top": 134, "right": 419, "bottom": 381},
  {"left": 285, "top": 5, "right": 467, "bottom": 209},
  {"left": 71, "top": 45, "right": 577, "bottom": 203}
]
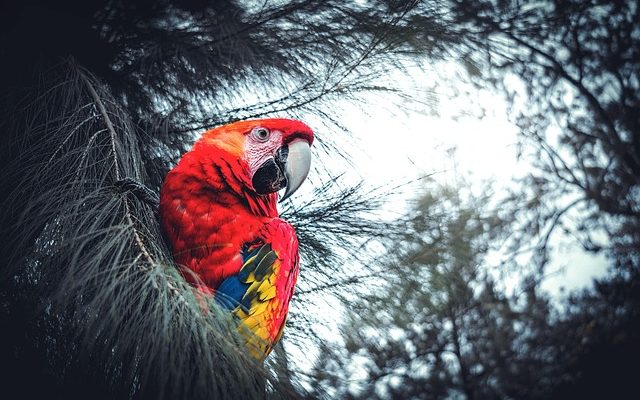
[{"left": 192, "top": 118, "right": 314, "bottom": 202}]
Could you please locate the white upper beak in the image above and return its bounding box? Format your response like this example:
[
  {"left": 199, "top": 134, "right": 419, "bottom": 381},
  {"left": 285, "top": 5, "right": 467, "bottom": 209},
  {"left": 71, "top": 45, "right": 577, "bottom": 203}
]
[{"left": 279, "top": 139, "right": 311, "bottom": 202}]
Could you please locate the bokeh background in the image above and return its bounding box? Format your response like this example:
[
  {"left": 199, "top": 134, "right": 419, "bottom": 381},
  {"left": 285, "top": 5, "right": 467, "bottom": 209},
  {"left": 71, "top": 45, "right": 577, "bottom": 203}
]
[{"left": 1, "top": 1, "right": 638, "bottom": 399}]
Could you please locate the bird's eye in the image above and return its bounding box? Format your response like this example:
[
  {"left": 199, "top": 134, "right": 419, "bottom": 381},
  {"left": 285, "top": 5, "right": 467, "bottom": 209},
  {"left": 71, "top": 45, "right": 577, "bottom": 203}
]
[{"left": 252, "top": 127, "right": 270, "bottom": 142}]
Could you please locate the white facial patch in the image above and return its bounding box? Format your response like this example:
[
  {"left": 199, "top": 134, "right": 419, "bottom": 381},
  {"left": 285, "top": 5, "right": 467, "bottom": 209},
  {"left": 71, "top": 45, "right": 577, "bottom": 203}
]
[{"left": 245, "top": 128, "right": 283, "bottom": 178}]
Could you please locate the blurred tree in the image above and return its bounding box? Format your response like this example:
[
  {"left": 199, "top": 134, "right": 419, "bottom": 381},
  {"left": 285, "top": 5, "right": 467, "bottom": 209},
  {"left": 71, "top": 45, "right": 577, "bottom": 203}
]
[
  {"left": 306, "top": 0, "right": 640, "bottom": 397},
  {"left": 543, "top": 268, "right": 640, "bottom": 399},
  {"left": 0, "top": 1, "right": 455, "bottom": 399},
  {"left": 444, "top": 2, "right": 640, "bottom": 396},
  {"left": 311, "top": 182, "right": 559, "bottom": 399},
  {"left": 446, "top": 0, "right": 640, "bottom": 269},
  {"left": 310, "top": 1, "right": 640, "bottom": 398}
]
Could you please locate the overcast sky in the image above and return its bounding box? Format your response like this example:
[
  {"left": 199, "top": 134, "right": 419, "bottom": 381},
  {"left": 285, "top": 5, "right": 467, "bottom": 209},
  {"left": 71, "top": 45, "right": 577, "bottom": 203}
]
[{"left": 297, "top": 63, "right": 608, "bottom": 298}]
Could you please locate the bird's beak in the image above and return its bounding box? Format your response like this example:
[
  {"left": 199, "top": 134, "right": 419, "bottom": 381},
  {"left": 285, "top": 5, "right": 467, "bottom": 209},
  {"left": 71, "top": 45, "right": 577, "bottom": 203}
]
[{"left": 279, "top": 138, "right": 311, "bottom": 202}]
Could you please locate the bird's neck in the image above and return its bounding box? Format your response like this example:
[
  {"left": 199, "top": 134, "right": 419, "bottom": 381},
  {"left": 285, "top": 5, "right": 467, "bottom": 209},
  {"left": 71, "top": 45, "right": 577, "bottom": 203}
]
[
  {"left": 243, "top": 191, "right": 278, "bottom": 218},
  {"left": 160, "top": 150, "right": 279, "bottom": 288},
  {"left": 176, "top": 149, "right": 279, "bottom": 218}
]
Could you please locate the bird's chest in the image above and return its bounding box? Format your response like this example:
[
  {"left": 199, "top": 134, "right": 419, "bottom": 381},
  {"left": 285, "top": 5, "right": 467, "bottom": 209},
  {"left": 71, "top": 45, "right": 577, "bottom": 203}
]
[{"left": 167, "top": 196, "right": 272, "bottom": 288}]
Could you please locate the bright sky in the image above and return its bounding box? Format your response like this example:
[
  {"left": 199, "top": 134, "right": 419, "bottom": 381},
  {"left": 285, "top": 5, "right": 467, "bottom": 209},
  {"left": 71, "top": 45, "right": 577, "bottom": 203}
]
[
  {"left": 312, "top": 68, "right": 609, "bottom": 297},
  {"left": 284, "top": 62, "right": 611, "bottom": 383}
]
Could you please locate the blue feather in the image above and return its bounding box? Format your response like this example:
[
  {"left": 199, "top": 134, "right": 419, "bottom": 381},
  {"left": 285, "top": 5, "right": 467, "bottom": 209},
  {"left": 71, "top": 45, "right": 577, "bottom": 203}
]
[
  {"left": 216, "top": 276, "right": 249, "bottom": 310},
  {"left": 215, "top": 243, "right": 265, "bottom": 311}
]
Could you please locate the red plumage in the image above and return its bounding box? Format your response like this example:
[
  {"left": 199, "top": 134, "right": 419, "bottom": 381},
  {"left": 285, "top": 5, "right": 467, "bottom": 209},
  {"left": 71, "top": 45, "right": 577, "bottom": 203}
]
[{"left": 159, "top": 118, "right": 313, "bottom": 359}]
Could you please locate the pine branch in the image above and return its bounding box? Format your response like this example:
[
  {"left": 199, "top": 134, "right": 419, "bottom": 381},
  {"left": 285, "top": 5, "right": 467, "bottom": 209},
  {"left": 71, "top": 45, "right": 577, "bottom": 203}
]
[{"left": 0, "top": 63, "right": 295, "bottom": 400}]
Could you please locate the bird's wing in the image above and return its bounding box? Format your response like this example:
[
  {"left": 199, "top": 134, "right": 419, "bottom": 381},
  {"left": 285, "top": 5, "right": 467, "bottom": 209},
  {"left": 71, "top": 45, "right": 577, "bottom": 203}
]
[{"left": 215, "top": 223, "right": 299, "bottom": 360}]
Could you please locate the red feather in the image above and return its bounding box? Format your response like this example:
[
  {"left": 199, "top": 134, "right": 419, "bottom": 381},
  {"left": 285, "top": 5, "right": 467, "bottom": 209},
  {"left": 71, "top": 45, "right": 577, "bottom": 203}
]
[{"left": 159, "top": 118, "right": 313, "bottom": 358}]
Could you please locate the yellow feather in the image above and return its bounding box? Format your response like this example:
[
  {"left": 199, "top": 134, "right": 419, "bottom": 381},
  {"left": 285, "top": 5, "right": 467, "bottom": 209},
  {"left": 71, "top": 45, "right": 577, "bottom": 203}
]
[
  {"left": 241, "top": 314, "right": 262, "bottom": 329},
  {"left": 249, "top": 300, "right": 269, "bottom": 316},
  {"left": 259, "top": 286, "right": 277, "bottom": 301},
  {"left": 248, "top": 280, "right": 262, "bottom": 293},
  {"left": 245, "top": 271, "right": 256, "bottom": 283},
  {"left": 255, "top": 326, "right": 270, "bottom": 341},
  {"left": 257, "top": 278, "right": 272, "bottom": 292}
]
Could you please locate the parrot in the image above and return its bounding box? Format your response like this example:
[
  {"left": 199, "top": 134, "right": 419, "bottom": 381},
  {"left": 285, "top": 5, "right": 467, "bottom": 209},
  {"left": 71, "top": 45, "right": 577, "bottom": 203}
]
[{"left": 159, "top": 118, "right": 313, "bottom": 361}]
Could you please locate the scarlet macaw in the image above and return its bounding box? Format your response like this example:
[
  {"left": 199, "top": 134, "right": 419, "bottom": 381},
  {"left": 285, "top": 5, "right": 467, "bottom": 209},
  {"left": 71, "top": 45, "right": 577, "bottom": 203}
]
[{"left": 159, "top": 119, "right": 313, "bottom": 360}]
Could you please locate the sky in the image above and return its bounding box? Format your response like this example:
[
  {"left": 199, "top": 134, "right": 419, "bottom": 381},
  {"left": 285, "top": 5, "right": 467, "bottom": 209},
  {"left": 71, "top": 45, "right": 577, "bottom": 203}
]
[
  {"left": 305, "top": 65, "right": 609, "bottom": 298},
  {"left": 286, "top": 61, "right": 610, "bottom": 379}
]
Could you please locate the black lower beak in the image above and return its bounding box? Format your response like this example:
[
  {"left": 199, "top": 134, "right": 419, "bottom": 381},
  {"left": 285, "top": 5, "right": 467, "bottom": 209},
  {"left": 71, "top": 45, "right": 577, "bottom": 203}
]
[{"left": 252, "top": 146, "right": 288, "bottom": 195}]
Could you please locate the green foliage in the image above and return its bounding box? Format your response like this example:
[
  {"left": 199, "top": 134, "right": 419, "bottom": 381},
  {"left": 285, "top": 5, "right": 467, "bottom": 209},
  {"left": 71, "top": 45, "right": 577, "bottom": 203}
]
[
  {"left": 544, "top": 268, "right": 640, "bottom": 399},
  {"left": 1, "top": 0, "right": 638, "bottom": 398},
  {"left": 311, "top": 182, "right": 555, "bottom": 399},
  {"left": 312, "top": 179, "right": 640, "bottom": 399},
  {"left": 0, "top": 66, "right": 270, "bottom": 400},
  {"left": 311, "top": 1, "right": 640, "bottom": 398},
  {"left": 446, "top": 0, "right": 640, "bottom": 269},
  {"left": 0, "top": 1, "right": 454, "bottom": 398},
  {"left": 444, "top": 2, "right": 640, "bottom": 394}
]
